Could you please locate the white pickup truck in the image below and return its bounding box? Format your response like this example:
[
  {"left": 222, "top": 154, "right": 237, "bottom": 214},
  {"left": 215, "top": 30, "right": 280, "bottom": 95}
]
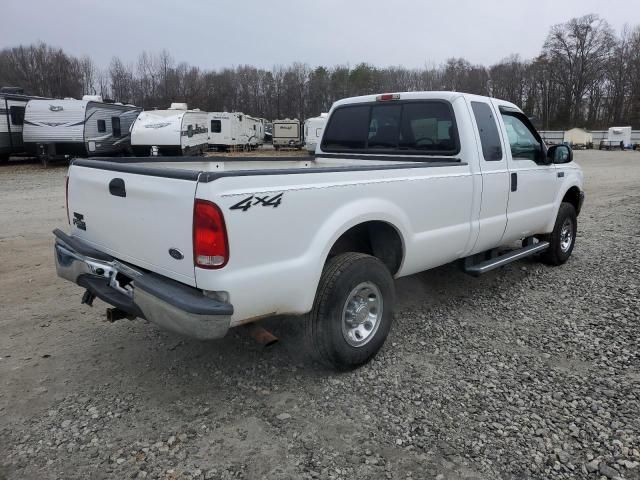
[{"left": 54, "top": 91, "right": 584, "bottom": 370}]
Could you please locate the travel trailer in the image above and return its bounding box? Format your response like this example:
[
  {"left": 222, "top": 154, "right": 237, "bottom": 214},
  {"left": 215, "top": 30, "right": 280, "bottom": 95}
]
[
  {"left": 208, "top": 112, "right": 264, "bottom": 151},
  {"left": 273, "top": 118, "right": 302, "bottom": 150},
  {"left": 0, "top": 87, "right": 47, "bottom": 160},
  {"left": 599, "top": 126, "right": 632, "bottom": 150},
  {"left": 304, "top": 113, "right": 328, "bottom": 153},
  {"left": 23, "top": 95, "right": 140, "bottom": 164},
  {"left": 131, "top": 103, "right": 209, "bottom": 156}
]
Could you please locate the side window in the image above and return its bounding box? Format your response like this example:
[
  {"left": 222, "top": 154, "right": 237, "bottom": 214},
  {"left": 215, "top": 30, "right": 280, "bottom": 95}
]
[
  {"left": 97, "top": 119, "right": 106, "bottom": 133},
  {"left": 321, "top": 105, "right": 370, "bottom": 150},
  {"left": 111, "top": 117, "right": 121, "bottom": 138},
  {"left": 211, "top": 120, "right": 221, "bottom": 133},
  {"left": 187, "top": 125, "right": 194, "bottom": 138},
  {"left": 9, "top": 106, "right": 25, "bottom": 126},
  {"left": 501, "top": 113, "right": 543, "bottom": 162},
  {"left": 471, "top": 102, "right": 502, "bottom": 161}
]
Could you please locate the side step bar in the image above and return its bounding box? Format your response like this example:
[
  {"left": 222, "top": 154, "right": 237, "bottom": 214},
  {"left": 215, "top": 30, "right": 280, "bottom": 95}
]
[{"left": 464, "top": 241, "right": 549, "bottom": 277}]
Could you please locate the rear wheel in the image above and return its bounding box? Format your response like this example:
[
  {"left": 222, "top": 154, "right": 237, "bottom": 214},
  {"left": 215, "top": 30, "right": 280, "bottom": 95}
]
[
  {"left": 305, "top": 252, "right": 395, "bottom": 370},
  {"left": 539, "top": 202, "right": 577, "bottom": 266}
]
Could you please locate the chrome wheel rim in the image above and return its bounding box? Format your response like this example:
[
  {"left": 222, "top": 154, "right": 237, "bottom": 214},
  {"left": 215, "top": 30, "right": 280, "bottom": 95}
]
[
  {"left": 560, "top": 218, "right": 573, "bottom": 252},
  {"left": 341, "top": 282, "right": 383, "bottom": 347}
]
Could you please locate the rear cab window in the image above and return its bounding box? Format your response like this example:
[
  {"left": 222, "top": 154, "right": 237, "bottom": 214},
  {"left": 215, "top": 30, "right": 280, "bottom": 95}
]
[{"left": 321, "top": 100, "right": 459, "bottom": 156}]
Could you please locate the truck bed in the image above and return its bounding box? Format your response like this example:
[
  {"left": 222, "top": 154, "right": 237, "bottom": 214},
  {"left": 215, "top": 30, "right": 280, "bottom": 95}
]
[{"left": 73, "top": 155, "right": 462, "bottom": 181}]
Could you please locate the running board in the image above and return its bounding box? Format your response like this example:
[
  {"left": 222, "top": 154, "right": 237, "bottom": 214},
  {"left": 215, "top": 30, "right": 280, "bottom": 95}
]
[{"left": 464, "top": 241, "right": 549, "bottom": 277}]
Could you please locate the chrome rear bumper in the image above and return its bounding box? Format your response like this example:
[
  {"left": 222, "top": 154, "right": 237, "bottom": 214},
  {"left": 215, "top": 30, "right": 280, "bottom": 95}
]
[{"left": 53, "top": 229, "right": 233, "bottom": 340}]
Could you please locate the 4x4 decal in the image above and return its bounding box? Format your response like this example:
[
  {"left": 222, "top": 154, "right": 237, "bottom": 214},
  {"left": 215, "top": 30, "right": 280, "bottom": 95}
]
[{"left": 229, "top": 193, "right": 283, "bottom": 212}]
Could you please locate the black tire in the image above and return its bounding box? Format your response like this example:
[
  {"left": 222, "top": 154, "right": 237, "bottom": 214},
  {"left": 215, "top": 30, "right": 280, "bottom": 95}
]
[
  {"left": 539, "top": 202, "right": 577, "bottom": 266},
  {"left": 305, "top": 252, "right": 395, "bottom": 370}
]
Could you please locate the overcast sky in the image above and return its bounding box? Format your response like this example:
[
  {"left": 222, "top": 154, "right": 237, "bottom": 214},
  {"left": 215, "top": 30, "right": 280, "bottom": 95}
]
[{"left": 2, "top": 0, "right": 638, "bottom": 70}]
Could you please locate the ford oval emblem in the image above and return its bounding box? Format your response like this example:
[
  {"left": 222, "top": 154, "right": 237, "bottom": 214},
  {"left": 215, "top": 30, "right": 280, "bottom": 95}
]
[{"left": 168, "top": 248, "right": 184, "bottom": 260}]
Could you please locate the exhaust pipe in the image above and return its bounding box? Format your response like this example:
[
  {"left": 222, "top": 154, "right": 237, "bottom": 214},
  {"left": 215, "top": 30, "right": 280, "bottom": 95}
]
[
  {"left": 245, "top": 323, "right": 278, "bottom": 347},
  {"left": 106, "top": 307, "right": 134, "bottom": 323}
]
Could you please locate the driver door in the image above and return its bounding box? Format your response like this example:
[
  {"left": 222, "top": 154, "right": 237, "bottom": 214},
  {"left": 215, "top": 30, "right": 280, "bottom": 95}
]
[{"left": 494, "top": 106, "right": 558, "bottom": 243}]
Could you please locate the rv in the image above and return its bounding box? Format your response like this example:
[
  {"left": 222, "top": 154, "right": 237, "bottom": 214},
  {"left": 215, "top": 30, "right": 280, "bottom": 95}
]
[
  {"left": 600, "top": 126, "right": 632, "bottom": 150},
  {"left": 208, "top": 112, "right": 264, "bottom": 151},
  {"left": 0, "top": 87, "right": 46, "bottom": 161},
  {"left": 304, "top": 113, "right": 328, "bottom": 153},
  {"left": 131, "top": 104, "right": 209, "bottom": 156},
  {"left": 23, "top": 96, "right": 140, "bottom": 164},
  {"left": 273, "top": 118, "right": 302, "bottom": 150}
]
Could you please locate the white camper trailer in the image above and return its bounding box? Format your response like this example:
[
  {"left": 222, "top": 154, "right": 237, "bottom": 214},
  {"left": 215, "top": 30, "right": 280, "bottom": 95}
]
[
  {"left": 208, "top": 112, "right": 264, "bottom": 151},
  {"left": 304, "top": 113, "right": 328, "bottom": 153},
  {"left": 600, "top": 126, "right": 632, "bottom": 150},
  {"left": 273, "top": 118, "right": 302, "bottom": 150},
  {"left": 23, "top": 96, "right": 141, "bottom": 164},
  {"left": 0, "top": 87, "right": 48, "bottom": 161},
  {"left": 131, "top": 104, "right": 209, "bottom": 156}
]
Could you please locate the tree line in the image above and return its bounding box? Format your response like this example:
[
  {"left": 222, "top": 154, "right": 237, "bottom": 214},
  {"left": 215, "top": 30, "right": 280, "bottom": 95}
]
[{"left": 1, "top": 13, "right": 639, "bottom": 129}]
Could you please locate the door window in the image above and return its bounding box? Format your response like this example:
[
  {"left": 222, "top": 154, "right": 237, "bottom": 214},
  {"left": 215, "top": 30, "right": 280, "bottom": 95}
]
[
  {"left": 210, "top": 120, "right": 221, "bottom": 133},
  {"left": 111, "top": 117, "right": 121, "bottom": 138},
  {"left": 9, "top": 106, "right": 25, "bottom": 125},
  {"left": 471, "top": 102, "right": 502, "bottom": 161},
  {"left": 501, "top": 113, "right": 543, "bottom": 162}
]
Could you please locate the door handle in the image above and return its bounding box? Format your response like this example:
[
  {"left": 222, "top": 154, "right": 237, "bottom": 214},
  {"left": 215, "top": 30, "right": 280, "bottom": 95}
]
[
  {"left": 510, "top": 173, "right": 518, "bottom": 192},
  {"left": 109, "top": 178, "right": 126, "bottom": 197}
]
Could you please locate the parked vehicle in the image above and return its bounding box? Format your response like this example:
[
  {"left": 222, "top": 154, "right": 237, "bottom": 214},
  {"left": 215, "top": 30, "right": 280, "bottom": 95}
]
[
  {"left": 0, "top": 87, "right": 47, "bottom": 161},
  {"left": 54, "top": 91, "right": 584, "bottom": 370},
  {"left": 131, "top": 104, "right": 208, "bottom": 156},
  {"left": 600, "top": 126, "right": 632, "bottom": 150},
  {"left": 272, "top": 118, "right": 302, "bottom": 149},
  {"left": 23, "top": 96, "right": 140, "bottom": 165},
  {"left": 304, "top": 114, "right": 328, "bottom": 153},
  {"left": 208, "top": 112, "right": 263, "bottom": 151}
]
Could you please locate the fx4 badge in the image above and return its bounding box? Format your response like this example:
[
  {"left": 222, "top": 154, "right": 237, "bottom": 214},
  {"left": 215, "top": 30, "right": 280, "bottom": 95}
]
[
  {"left": 229, "top": 193, "right": 283, "bottom": 212},
  {"left": 73, "top": 212, "right": 86, "bottom": 231}
]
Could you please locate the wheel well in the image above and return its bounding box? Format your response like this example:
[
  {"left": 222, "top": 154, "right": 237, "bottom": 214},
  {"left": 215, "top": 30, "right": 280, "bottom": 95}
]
[
  {"left": 562, "top": 187, "right": 582, "bottom": 215},
  {"left": 328, "top": 221, "right": 403, "bottom": 275}
]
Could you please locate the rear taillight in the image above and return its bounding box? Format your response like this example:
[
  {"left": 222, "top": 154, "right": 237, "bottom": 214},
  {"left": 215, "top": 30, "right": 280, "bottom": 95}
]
[
  {"left": 65, "top": 175, "right": 70, "bottom": 224},
  {"left": 193, "top": 199, "right": 229, "bottom": 269}
]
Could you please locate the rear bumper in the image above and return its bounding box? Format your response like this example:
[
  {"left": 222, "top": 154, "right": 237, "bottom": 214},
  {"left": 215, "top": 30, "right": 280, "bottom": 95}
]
[{"left": 53, "top": 229, "right": 233, "bottom": 340}]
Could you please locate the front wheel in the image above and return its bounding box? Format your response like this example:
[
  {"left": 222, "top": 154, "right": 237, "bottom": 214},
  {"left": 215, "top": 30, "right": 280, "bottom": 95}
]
[
  {"left": 539, "top": 202, "right": 577, "bottom": 266},
  {"left": 305, "top": 252, "right": 395, "bottom": 370}
]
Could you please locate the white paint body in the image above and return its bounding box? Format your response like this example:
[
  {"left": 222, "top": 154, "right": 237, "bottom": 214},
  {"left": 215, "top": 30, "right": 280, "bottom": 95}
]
[
  {"left": 208, "top": 112, "right": 264, "bottom": 149},
  {"left": 304, "top": 114, "right": 327, "bottom": 153},
  {"left": 607, "top": 126, "right": 632, "bottom": 146},
  {"left": 65, "top": 92, "right": 583, "bottom": 327},
  {"left": 131, "top": 108, "right": 209, "bottom": 155}
]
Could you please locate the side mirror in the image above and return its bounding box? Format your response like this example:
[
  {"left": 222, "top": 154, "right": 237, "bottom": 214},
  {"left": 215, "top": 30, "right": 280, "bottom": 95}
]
[{"left": 547, "top": 144, "right": 573, "bottom": 164}]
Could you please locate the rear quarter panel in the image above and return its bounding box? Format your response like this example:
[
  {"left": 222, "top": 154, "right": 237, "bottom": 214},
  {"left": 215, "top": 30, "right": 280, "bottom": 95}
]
[{"left": 195, "top": 163, "right": 474, "bottom": 325}]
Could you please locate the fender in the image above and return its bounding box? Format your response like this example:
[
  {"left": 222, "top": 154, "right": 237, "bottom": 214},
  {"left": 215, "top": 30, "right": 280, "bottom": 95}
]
[
  {"left": 544, "top": 165, "right": 583, "bottom": 233},
  {"left": 298, "top": 197, "right": 411, "bottom": 314}
]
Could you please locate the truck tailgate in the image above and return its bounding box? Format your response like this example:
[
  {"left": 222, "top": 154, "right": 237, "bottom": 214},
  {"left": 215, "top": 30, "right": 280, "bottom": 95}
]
[{"left": 67, "top": 164, "right": 197, "bottom": 286}]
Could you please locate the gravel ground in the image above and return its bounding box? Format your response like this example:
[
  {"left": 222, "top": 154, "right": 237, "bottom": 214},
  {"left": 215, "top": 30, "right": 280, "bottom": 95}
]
[{"left": 1, "top": 151, "right": 639, "bottom": 480}]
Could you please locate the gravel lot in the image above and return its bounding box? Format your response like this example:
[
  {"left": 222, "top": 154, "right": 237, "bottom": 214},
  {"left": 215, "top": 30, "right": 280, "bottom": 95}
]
[{"left": 1, "top": 150, "right": 639, "bottom": 480}]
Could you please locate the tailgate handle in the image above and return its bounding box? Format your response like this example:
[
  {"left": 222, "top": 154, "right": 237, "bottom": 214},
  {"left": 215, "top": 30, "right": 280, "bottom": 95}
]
[{"left": 109, "top": 178, "right": 126, "bottom": 197}]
